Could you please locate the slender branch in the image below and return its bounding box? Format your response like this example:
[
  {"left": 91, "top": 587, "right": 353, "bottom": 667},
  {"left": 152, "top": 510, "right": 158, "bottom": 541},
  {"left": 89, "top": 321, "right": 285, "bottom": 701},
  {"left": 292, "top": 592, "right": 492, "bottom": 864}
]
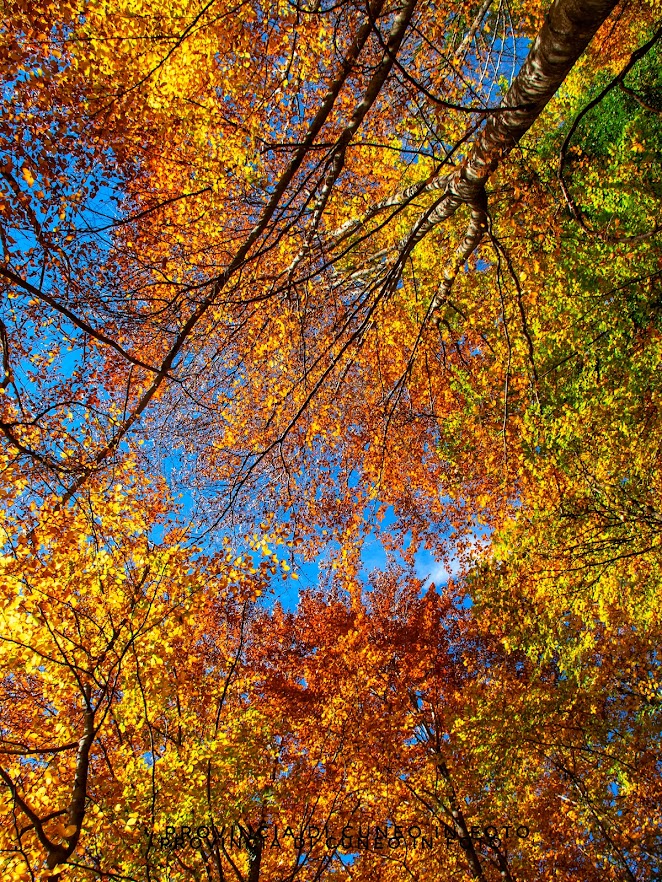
[
  {"left": 558, "top": 22, "right": 662, "bottom": 241},
  {"left": 0, "top": 266, "right": 164, "bottom": 376}
]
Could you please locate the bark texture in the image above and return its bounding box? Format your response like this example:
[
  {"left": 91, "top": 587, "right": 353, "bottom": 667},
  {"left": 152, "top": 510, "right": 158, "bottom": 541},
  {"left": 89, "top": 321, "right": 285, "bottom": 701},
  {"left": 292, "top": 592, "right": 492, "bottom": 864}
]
[{"left": 428, "top": 0, "right": 619, "bottom": 308}]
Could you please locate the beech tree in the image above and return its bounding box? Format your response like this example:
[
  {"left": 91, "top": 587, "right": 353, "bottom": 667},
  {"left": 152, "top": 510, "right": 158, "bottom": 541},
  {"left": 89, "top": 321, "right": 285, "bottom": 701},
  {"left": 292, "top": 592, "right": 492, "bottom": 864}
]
[{"left": 2, "top": 0, "right": 662, "bottom": 879}]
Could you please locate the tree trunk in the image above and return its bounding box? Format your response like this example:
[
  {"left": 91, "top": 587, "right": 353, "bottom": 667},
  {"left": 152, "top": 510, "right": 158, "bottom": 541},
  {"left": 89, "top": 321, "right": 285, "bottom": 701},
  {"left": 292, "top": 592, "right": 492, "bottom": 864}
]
[{"left": 424, "top": 0, "right": 619, "bottom": 305}]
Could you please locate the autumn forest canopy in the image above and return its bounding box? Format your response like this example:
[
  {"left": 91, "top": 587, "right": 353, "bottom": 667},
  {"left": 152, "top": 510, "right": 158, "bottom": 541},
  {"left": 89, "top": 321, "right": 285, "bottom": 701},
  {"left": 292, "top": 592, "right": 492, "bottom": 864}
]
[{"left": 1, "top": 0, "right": 662, "bottom": 878}]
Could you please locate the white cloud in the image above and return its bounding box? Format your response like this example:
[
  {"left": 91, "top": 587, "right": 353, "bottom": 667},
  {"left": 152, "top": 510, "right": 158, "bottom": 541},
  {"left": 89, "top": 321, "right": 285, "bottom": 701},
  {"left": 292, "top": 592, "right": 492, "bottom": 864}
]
[{"left": 415, "top": 530, "right": 489, "bottom": 588}]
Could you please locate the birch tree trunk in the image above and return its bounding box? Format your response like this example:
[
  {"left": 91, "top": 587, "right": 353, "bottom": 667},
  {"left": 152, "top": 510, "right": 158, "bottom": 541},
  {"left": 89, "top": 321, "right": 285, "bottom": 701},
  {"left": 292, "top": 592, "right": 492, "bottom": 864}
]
[{"left": 423, "top": 0, "right": 619, "bottom": 306}]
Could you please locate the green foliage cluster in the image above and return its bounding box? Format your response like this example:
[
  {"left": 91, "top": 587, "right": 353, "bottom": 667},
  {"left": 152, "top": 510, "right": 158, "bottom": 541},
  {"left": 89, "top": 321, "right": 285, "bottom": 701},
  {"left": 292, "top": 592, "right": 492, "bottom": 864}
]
[{"left": 575, "top": 41, "right": 662, "bottom": 158}]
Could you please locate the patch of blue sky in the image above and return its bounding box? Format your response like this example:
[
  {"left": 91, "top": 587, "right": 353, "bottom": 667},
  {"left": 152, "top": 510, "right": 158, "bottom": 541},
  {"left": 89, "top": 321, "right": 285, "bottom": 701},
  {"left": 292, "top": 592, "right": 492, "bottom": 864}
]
[
  {"left": 19, "top": 755, "right": 49, "bottom": 769},
  {"left": 462, "top": 32, "right": 531, "bottom": 109},
  {"left": 255, "top": 495, "right": 488, "bottom": 612}
]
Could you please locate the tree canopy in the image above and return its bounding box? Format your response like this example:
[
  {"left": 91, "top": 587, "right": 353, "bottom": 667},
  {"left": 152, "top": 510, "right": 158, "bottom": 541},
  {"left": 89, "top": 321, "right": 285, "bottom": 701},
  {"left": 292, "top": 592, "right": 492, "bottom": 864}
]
[{"left": 1, "top": 0, "right": 662, "bottom": 879}]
